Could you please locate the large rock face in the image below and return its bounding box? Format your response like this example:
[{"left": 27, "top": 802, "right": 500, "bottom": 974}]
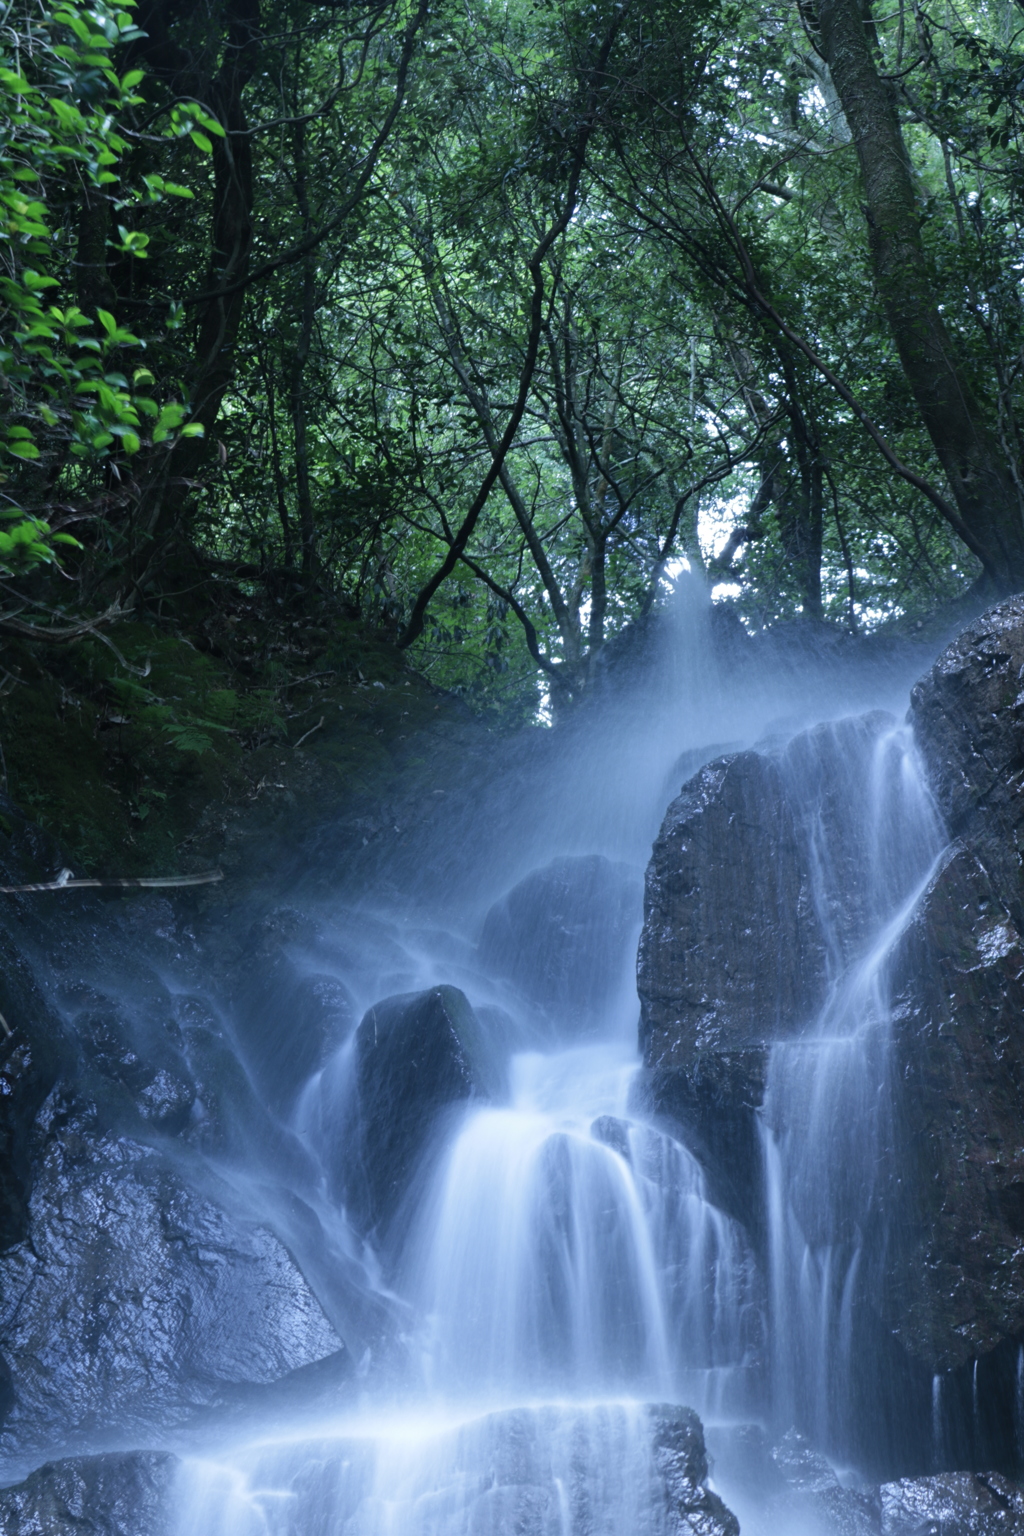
[
  {"left": 0, "top": 1093, "right": 344, "bottom": 1458},
  {"left": 349, "top": 985, "right": 496, "bottom": 1238},
  {"left": 637, "top": 740, "right": 833, "bottom": 1219},
  {"left": 638, "top": 753, "right": 826, "bottom": 1064},
  {"left": 638, "top": 599, "right": 1024, "bottom": 1372},
  {"left": 880, "top": 1472, "right": 1024, "bottom": 1536},
  {"left": 884, "top": 844, "right": 1024, "bottom": 1367},
  {"left": 909, "top": 594, "right": 1024, "bottom": 932},
  {"left": 881, "top": 594, "right": 1024, "bottom": 1369},
  {"left": 0, "top": 1451, "right": 177, "bottom": 1536}
]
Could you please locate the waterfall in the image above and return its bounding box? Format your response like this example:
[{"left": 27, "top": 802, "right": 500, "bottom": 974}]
[
  {"left": 162, "top": 604, "right": 954, "bottom": 1533},
  {"left": 760, "top": 718, "right": 945, "bottom": 1449},
  {"left": 403, "top": 1045, "right": 759, "bottom": 1408}
]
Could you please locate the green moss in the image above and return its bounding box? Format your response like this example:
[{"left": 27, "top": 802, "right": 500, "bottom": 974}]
[{"left": 0, "top": 607, "right": 472, "bottom": 878}]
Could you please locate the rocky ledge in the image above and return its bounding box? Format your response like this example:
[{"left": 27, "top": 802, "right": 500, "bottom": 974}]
[{"left": 638, "top": 596, "right": 1024, "bottom": 1373}]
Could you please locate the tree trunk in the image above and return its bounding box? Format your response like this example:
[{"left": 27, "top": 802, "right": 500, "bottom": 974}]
[
  {"left": 130, "top": 0, "right": 259, "bottom": 567},
  {"left": 289, "top": 122, "right": 317, "bottom": 582},
  {"left": 817, "top": 0, "right": 1024, "bottom": 590}
]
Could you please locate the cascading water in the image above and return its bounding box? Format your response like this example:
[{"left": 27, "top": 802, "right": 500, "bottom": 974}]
[
  {"left": 177, "top": 1030, "right": 762, "bottom": 1533},
  {"left": 405, "top": 1045, "right": 758, "bottom": 1407},
  {"left": 761, "top": 717, "right": 946, "bottom": 1453},
  {"left": 146, "top": 591, "right": 958, "bottom": 1535}
]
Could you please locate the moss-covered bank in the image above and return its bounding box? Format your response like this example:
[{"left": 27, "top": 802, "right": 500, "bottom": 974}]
[{"left": 0, "top": 589, "right": 491, "bottom": 884}]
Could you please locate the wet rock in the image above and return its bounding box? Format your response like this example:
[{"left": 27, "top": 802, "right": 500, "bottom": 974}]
[
  {"left": 910, "top": 594, "right": 1024, "bottom": 932},
  {"left": 638, "top": 751, "right": 825, "bottom": 1067},
  {"left": 590, "top": 1114, "right": 632, "bottom": 1161},
  {"left": 62, "top": 987, "right": 196, "bottom": 1134},
  {"left": 351, "top": 985, "right": 494, "bottom": 1235},
  {"left": 0, "top": 1093, "right": 343, "bottom": 1456},
  {"left": 883, "top": 843, "right": 1024, "bottom": 1369},
  {"left": 648, "top": 1404, "right": 740, "bottom": 1536},
  {"left": 0, "top": 950, "right": 71, "bottom": 1254},
  {"left": 0, "top": 1450, "right": 177, "bottom": 1536},
  {"left": 768, "top": 1428, "right": 880, "bottom": 1536},
  {"left": 880, "top": 1471, "right": 1024, "bottom": 1535},
  {"left": 479, "top": 855, "right": 642, "bottom": 1034},
  {"left": 637, "top": 750, "right": 825, "bottom": 1220}
]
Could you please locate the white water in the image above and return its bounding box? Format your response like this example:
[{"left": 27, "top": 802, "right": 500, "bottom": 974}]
[
  {"left": 168, "top": 593, "right": 952, "bottom": 1534},
  {"left": 177, "top": 1038, "right": 762, "bottom": 1534},
  {"left": 762, "top": 720, "right": 945, "bottom": 1452}
]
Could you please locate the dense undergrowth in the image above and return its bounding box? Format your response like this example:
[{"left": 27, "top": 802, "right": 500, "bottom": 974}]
[{"left": 0, "top": 587, "right": 478, "bottom": 879}]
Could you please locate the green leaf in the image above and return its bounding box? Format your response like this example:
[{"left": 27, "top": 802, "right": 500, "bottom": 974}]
[
  {"left": 20, "top": 271, "right": 59, "bottom": 291},
  {"left": 189, "top": 129, "right": 213, "bottom": 153},
  {"left": 189, "top": 106, "right": 226, "bottom": 137}
]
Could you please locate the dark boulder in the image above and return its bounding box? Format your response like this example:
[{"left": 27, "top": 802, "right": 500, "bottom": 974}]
[
  {"left": 882, "top": 843, "right": 1024, "bottom": 1369},
  {"left": 350, "top": 985, "right": 494, "bottom": 1235},
  {"left": 880, "top": 1472, "right": 1024, "bottom": 1536},
  {"left": 0, "top": 1093, "right": 343, "bottom": 1457},
  {"left": 638, "top": 751, "right": 826, "bottom": 1067},
  {"left": 647, "top": 1403, "right": 740, "bottom": 1536},
  {"left": 479, "top": 855, "right": 642, "bottom": 1035},
  {"left": 636, "top": 750, "right": 826, "bottom": 1219},
  {"left": 0, "top": 1451, "right": 177, "bottom": 1536},
  {"left": 910, "top": 594, "right": 1024, "bottom": 932}
]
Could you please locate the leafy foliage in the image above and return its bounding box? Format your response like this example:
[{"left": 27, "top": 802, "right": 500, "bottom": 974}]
[
  {"left": 1, "top": 0, "right": 1023, "bottom": 715},
  {"left": 0, "top": 0, "right": 209, "bottom": 576}
]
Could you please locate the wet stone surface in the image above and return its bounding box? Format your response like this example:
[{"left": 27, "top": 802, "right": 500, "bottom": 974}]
[
  {"left": 0, "top": 1450, "right": 177, "bottom": 1536},
  {"left": 0, "top": 1092, "right": 343, "bottom": 1459},
  {"left": 880, "top": 1472, "right": 1024, "bottom": 1536}
]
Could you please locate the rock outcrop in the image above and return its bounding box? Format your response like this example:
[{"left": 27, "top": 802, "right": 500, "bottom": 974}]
[
  {"left": 883, "top": 844, "right": 1024, "bottom": 1367},
  {"left": 0, "top": 1092, "right": 344, "bottom": 1458},
  {"left": 638, "top": 598, "right": 1024, "bottom": 1373},
  {"left": 876, "top": 595, "right": 1024, "bottom": 1369},
  {"left": 909, "top": 594, "right": 1024, "bottom": 933},
  {"left": 0, "top": 1451, "right": 177, "bottom": 1536},
  {"left": 880, "top": 1472, "right": 1024, "bottom": 1536},
  {"left": 638, "top": 753, "right": 825, "bottom": 1066},
  {"left": 349, "top": 985, "right": 496, "bottom": 1236},
  {"left": 648, "top": 1404, "right": 740, "bottom": 1536}
]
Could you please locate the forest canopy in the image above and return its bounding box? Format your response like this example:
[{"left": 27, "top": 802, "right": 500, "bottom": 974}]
[{"left": 3, "top": 0, "right": 1024, "bottom": 717}]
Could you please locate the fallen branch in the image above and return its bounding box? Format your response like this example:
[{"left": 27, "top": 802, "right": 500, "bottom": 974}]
[
  {"left": 0, "top": 868, "right": 224, "bottom": 894},
  {"left": 293, "top": 716, "right": 325, "bottom": 749}
]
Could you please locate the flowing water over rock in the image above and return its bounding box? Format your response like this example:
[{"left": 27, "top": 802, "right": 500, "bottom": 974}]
[
  {"left": 5, "top": 588, "right": 1024, "bottom": 1534},
  {"left": 761, "top": 720, "right": 946, "bottom": 1452}
]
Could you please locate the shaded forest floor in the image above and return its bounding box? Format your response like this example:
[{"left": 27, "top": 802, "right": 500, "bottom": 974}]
[{"left": 0, "top": 578, "right": 493, "bottom": 889}]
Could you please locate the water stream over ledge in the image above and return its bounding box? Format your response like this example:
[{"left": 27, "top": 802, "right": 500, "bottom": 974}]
[
  {"left": 10, "top": 587, "right": 1011, "bottom": 1534},
  {"left": 140, "top": 600, "right": 961, "bottom": 1536}
]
